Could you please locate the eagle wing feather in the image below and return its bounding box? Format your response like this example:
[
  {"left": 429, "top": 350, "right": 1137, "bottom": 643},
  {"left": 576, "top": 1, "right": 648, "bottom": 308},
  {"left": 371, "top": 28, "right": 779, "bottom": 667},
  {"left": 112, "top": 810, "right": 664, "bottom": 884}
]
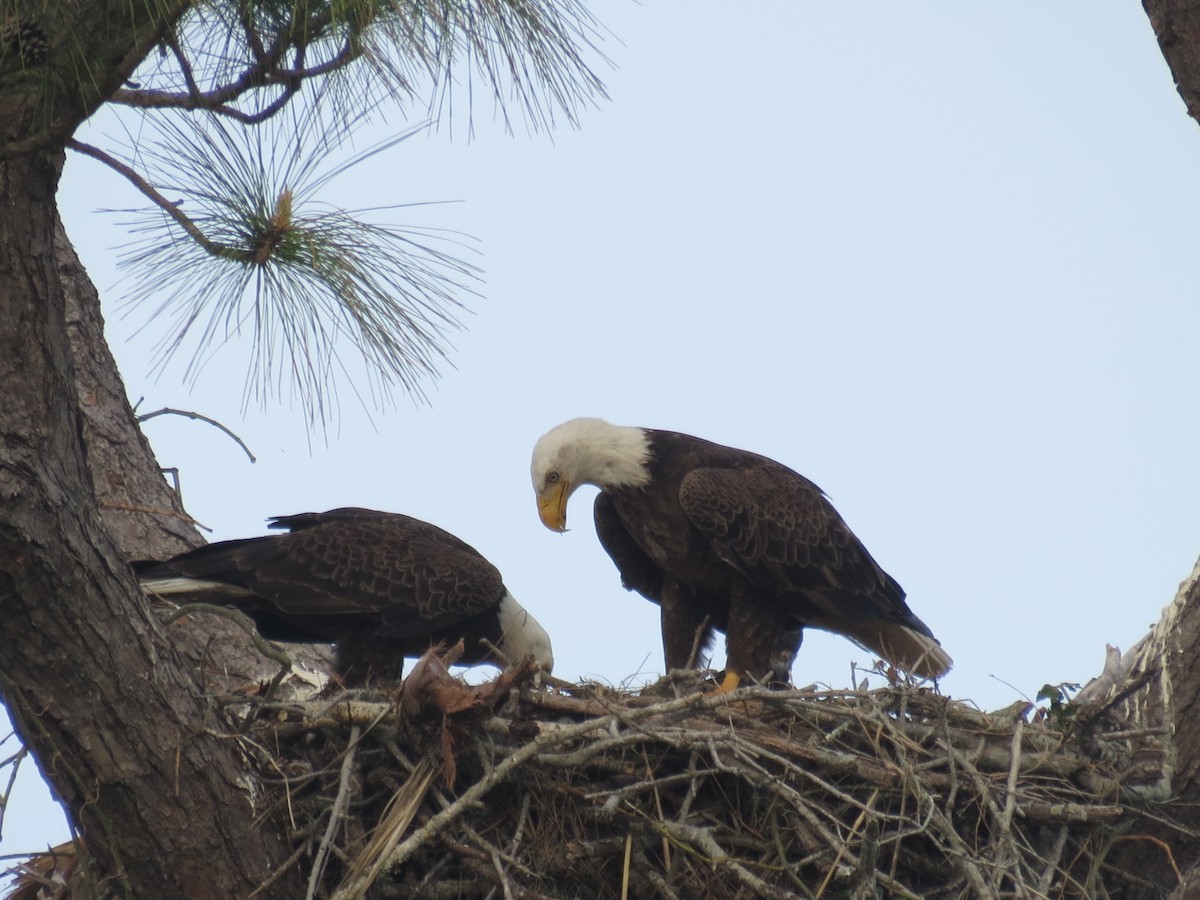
[
  {"left": 593, "top": 493, "right": 664, "bottom": 601},
  {"left": 677, "top": 464, "right": 922, "bottom": 633},
  {"left": 141, "top": 510, "right": 505, "bottom": 640}
]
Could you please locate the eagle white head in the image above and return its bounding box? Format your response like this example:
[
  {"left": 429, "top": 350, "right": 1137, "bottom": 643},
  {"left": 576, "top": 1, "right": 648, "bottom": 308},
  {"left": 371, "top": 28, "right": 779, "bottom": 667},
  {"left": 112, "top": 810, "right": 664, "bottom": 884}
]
[
  {"left": 530, "top": 418, "right": 651, "bottom": 532},
  {"left": 496, "top": 591, "right": 554, "bottom": 673}
]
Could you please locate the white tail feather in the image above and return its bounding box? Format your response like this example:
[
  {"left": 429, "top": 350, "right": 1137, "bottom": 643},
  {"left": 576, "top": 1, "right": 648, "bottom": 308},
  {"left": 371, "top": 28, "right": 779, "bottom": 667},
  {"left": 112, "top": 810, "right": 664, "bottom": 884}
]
[
  {"left": 851, "top": 623, "right": 953, "bottom": 680},
  {"left": 139, "top": 576, "right": 255, "bottom": 598}
]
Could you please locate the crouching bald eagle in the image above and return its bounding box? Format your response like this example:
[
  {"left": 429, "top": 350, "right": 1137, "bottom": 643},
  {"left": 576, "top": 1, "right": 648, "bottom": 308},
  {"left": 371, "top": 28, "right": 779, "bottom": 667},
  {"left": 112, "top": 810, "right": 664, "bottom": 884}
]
[
  {"left": 135, "top": 507, "right": 553, "bottom": 685},
  {"left": 531, "top": 419, "right": 950, "bottom": 692}
]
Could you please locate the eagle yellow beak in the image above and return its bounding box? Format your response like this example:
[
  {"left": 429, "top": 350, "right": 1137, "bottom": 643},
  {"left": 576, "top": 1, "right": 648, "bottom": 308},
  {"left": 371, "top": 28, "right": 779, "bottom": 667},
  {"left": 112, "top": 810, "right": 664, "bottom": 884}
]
[{"left": 537, "top": 481, "right": 570, "bottom": 532}]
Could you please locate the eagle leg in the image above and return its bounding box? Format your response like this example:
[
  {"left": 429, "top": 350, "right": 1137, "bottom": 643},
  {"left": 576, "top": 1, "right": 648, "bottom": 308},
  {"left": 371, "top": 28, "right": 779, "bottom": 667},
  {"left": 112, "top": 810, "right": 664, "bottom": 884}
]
[
  {"left": 724, "top": 585, "right": 800, "bottom": 690},
  {"left": 334, "top": 630, "right": 407, "bottom": 687},
  {"left": 660, "top": 582, "right": 716, "bottom": 671}
]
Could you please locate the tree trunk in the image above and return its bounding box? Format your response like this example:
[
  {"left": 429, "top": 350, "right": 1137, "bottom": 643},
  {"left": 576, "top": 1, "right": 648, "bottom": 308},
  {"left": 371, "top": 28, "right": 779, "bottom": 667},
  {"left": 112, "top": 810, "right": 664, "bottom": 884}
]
[
  {"left": 1067, "top": 558, "right": 1200, "bottom": 896},
  {"left": 0, "top": 150, "right": 301, "bottom": 897},
  {"left": 58, "top": 216, "right": 202, "bottom": 562},
  {"left": 0, "top": 1, "right": 316, "bottom": 887},
  {"left": 1144, "top": 0, "right": 1200, "bottom": 124}
]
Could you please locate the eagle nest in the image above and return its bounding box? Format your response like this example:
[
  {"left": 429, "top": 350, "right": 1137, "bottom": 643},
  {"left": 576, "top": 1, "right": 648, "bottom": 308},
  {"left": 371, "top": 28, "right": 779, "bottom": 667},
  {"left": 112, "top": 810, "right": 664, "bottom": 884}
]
[
  {"left": 7, "top": 650, "right": 1182, "bottom": 899},
  {"left": 182, "top": 650, "right": 1172, "bottom": 900}
]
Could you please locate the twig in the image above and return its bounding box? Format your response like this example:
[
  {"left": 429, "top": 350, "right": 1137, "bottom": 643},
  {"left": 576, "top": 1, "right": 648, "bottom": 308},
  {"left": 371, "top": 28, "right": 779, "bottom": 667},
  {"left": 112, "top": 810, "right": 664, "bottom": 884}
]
[
  {"left": 650, "top": 818, "right": 795, "bottom": 900},
  {"left": 676, "top": 750, "right": 704, "bottom": 825},
  {"left": 491, "top": 849, "right": 516, "bottom": 900},
  {"left": 769, "top": 808, "right": 813, "bottom": 896},
  {"left": 0, "top": 745, "right": 27, "bottom": 837},
  {"left": 643, "top": 868, "right": 684, "bottom": 900},
  {"left": 849, "top": 819, "right": 881, "bottom": 899},
  {"left": 583, "top": 767, "right": 723, "bottom": 803},
  {"left": 1108, "top": 834, "right": 1182, "bottom": 884},
  {"left": 1036, "top": 826, "right": 1071, "bottom": 896},
  {"left": 620, "top": 832, "right": 632, "bottom": 900},
  {"left": 815, "top": 789, "right": 879, "bottom": 898},
  {"left": 994, "top": 716, "right": 1030, "bottom": 893},
  {"left": 307, "top": 726, "right": 361, "bottom": 900},
  {"left": 642, "top": 747, "right": 672, "bottom": 874},
  {"left": 96, "top": 501, "right": 206, "bottom": 530},
  {"left": 999, "top": 717, "right": 1024, "bottom": 835},
  {"left": 508, "top": 793, "right": 532, "bottom": 857},
  {"left": 249, "top": 842, "right": 310, "bottom": 898},
  {"left": 135, "top": 407, "right": 257, "bottom": 462}
]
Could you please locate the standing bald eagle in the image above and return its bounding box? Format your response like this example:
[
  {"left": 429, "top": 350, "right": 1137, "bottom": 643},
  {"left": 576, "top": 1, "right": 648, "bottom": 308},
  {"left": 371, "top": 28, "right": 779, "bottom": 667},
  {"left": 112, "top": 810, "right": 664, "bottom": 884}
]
[
  {"left": 531, "top": 419, "right": 950, "bottom": 692},
  {"left": 135, "top": 507, "right": 553, "bottom": 685}
]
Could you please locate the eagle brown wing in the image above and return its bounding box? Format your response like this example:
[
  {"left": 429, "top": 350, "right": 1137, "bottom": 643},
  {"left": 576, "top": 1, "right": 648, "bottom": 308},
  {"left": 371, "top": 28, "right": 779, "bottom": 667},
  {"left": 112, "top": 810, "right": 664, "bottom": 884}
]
[
  {"left": 677, "top": 463, "right": 949, "bottom": 676},
  {"left": 593, "top": 493, "right": 664, "bottom": 602},
  {"left": 137, "top": 509, "right": 506, "bottom": 641}
]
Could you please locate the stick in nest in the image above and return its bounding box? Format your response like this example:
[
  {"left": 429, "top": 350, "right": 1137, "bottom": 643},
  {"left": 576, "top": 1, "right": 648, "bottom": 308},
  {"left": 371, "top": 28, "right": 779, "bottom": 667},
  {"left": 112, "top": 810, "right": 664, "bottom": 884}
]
[{"left": 307, "top": 725, "right": 361, "bottom": 900}]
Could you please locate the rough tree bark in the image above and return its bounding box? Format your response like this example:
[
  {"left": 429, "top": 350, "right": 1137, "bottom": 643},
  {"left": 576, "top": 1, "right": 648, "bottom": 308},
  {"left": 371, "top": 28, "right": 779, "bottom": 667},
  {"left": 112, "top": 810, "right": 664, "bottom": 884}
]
[
  {"left": 58, "top": 216, "right": 201, "bottom": 562},
  {"left": 1144, "top": 0, "right": 1200, "bottom": 124},
  {"left": 0, "top": 2, "right": 304, "bottom": 896},
  {"left": 0, "top": 152, "right": 303, "bottom": 899}
]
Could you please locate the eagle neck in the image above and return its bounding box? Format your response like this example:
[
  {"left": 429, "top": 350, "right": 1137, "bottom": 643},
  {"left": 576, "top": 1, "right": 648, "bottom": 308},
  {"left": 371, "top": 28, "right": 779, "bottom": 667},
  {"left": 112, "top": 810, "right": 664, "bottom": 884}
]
[{"left": 584, "top": 423, "right": 652, "bottom": 490}]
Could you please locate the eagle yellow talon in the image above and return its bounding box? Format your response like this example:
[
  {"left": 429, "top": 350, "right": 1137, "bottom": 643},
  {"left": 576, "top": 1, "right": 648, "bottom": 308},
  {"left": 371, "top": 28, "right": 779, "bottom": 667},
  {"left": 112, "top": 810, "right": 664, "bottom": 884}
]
[{"left": 710, "top": 671, "right": 741, "bottom": 694}]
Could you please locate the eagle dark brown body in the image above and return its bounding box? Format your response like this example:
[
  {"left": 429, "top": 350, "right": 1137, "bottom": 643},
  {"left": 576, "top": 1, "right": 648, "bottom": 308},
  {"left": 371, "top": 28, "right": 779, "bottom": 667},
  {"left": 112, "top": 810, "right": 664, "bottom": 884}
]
[
  {"left": 532, "top": 419, "right": 950, "bottom": 691},
  {"left": 135, "top": 507, "right": 553, "bottom": 685}
]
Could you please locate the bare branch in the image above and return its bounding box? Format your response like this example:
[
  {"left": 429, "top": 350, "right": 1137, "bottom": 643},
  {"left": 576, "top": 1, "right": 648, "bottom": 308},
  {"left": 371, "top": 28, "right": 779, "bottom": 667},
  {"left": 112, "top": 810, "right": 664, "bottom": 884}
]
[{"left": 137, "top": 407, "right": 257, "bottom": 463}]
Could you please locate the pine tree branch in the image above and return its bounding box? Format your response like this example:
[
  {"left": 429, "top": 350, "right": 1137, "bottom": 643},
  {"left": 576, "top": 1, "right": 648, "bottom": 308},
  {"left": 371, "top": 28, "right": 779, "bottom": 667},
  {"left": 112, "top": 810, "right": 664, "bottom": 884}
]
[
  {"left": 65, "top": 138, "right": 224, "bottom": 257},
  {"left": 111, "top": 2, "right": 358, "bottom": 122}
]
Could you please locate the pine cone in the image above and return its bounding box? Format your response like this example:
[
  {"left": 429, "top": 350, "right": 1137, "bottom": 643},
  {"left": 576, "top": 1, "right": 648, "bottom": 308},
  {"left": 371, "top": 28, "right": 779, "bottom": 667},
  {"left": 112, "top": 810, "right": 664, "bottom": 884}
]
[{"left": 2, "top": 18, "right": 50, "bottom": 67}]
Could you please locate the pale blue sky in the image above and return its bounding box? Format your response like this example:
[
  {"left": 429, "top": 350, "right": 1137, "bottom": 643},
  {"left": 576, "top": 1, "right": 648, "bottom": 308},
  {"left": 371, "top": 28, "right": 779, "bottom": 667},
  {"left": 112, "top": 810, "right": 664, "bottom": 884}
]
[{"left": 7, "top": 1, "right": 1200, "bottom": 867}]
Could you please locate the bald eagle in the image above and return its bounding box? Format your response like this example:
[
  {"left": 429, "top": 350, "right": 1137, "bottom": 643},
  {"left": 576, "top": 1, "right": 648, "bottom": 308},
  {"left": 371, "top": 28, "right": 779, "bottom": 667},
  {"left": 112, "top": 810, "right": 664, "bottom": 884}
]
[
  {"left": 135, "top": 507, "right": 553, "bottom": 685},
  {"left": 531, "top": 419, "right": 950, "bottom": 692}
]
